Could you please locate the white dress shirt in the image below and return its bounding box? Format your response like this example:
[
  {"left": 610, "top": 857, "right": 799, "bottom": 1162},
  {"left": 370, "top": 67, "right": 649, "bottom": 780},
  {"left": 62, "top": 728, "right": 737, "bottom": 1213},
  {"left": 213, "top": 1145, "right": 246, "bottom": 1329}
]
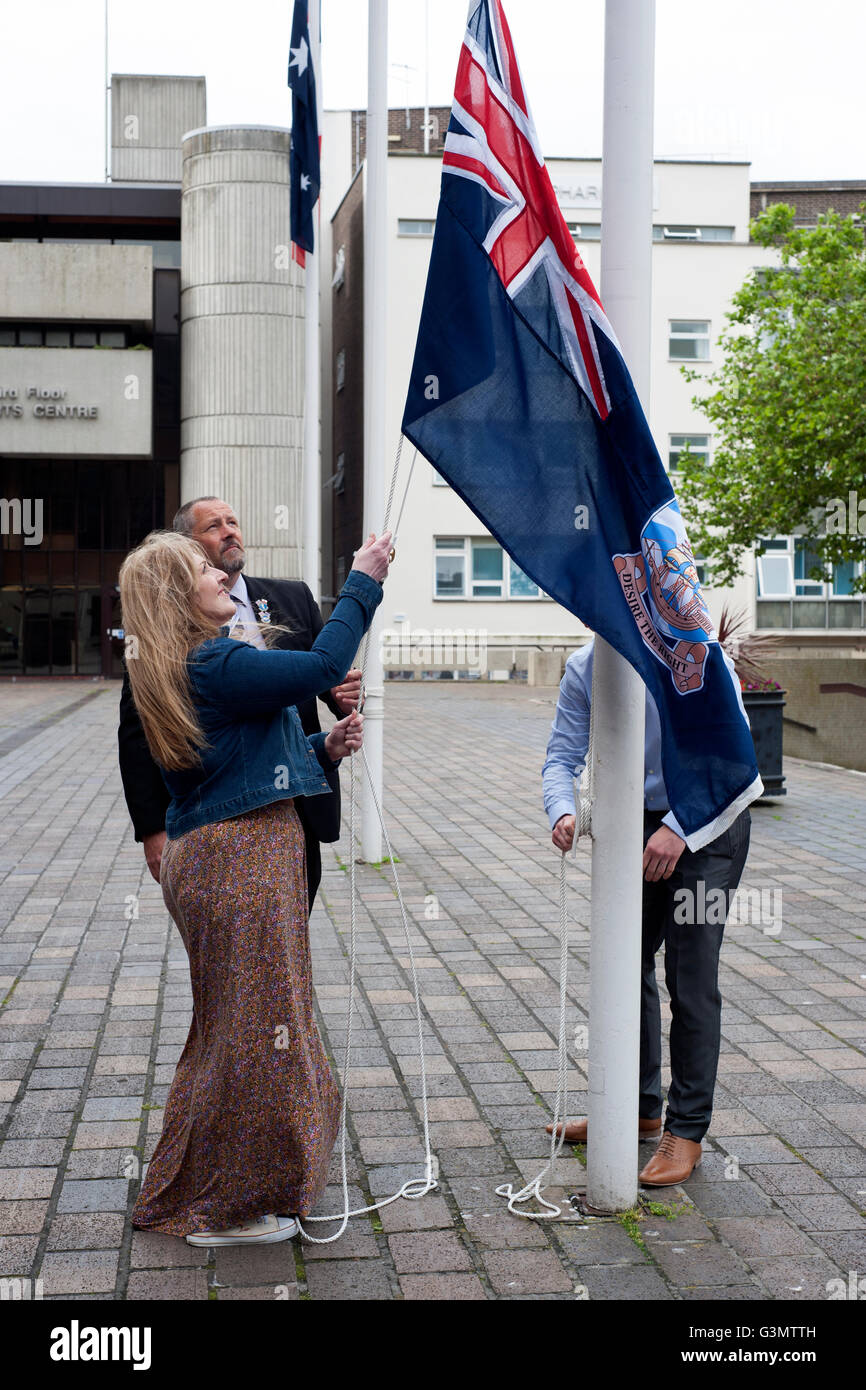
[
  {"left": 227, "top": 572, "right": 267, "bottom": 650},
  {"left": 542, "top": 638, "right": 750, "bottom": 843}
]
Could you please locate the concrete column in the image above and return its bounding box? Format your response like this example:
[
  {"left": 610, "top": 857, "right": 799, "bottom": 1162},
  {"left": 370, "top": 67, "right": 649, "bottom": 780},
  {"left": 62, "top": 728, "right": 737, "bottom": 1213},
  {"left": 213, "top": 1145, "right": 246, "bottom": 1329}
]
[{"left": 180, "top": 125, "right": 305, "bottom": 577}]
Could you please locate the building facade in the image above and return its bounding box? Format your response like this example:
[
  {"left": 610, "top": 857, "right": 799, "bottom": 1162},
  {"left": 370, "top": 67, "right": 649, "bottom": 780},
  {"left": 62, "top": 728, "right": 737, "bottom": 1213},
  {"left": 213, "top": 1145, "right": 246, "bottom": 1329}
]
[
  {"left": 2, "top": 77, "right": 863, "bottom": 769},
  {"left": 322, "top": 112, "right": 866, "bottom": 764},
  {"left": 0, "top": 73, "right": 308, "bottom": 677},
  {"left": 325, "top": 112, "right": 771, "bottom": 654},
  {"left": 0, "top": 182, "right": 182, "bottom": 677}
]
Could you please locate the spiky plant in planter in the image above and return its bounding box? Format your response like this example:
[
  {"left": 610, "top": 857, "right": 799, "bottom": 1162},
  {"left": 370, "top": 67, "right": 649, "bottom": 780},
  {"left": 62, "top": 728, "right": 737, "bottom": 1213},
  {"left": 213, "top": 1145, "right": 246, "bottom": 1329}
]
[
  {"left": 717, "top": 605, "right": 786, "bottom": 795},
  {"left": 716, "top": 604, "right": 782, "bottom": 692}
]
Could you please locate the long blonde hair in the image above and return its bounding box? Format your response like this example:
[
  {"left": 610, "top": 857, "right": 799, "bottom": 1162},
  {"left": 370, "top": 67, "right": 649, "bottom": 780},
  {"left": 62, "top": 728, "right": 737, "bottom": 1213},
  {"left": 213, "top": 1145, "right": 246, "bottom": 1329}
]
[
  {"left": 119, "top": 531, "right": 298, "bottom": 771},
  {"left": 118, "top": 531, "right": 226, "bottom": 770}
]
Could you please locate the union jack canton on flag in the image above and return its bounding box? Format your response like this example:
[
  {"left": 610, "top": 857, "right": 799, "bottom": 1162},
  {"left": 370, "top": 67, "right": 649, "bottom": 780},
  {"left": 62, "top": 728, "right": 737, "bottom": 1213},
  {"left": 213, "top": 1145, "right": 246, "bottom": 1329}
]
[{"left": 401, "top": 0, "right": 763, "bottom": 851}]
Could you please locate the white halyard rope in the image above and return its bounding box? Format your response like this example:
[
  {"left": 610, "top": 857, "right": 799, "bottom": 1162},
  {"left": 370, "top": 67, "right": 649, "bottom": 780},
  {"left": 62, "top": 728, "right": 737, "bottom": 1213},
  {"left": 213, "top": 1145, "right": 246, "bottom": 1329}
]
[
  {"left": 298, "top": 435, "right": 597, "bottom": 1239},
  {"left": 494, "top": 645, "right": 596, "bottom": 1217},
  {"left": 295, "top": 437, "right": 436, "bottom": 1244}
]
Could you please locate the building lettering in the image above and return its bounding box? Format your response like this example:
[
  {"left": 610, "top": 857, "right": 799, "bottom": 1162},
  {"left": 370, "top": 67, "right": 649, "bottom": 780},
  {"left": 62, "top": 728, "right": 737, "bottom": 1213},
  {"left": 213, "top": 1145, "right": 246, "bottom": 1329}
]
[{"left": 0, "top": 385, "right": 99, "bottom": 419}]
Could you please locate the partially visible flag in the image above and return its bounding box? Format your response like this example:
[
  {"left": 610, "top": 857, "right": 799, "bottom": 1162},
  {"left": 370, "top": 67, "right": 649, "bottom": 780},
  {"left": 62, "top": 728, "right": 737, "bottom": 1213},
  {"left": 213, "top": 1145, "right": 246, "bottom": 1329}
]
[
  {"left": 288, "top": 0, "right": 320, "bottom": 265},
  {"left": 401, "top": 0, "right": 762, "bottom": 851}
]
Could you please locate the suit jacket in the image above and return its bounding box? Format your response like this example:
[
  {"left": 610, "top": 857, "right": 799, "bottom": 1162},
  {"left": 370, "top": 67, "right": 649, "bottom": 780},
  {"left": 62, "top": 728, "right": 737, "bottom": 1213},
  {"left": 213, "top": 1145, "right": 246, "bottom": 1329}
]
[{"left": 117, "top": 575, "right": 344, "bottom": 845}]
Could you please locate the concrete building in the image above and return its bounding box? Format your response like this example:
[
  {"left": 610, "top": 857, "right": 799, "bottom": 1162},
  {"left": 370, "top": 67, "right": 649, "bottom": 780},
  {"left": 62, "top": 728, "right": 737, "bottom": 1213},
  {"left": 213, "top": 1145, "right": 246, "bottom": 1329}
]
[
  {"left": 0, "top": 176, "right": 182, "bottom": 677},
  {"left": 2, "top": 76, "right": 863, "bottom": 767},
  {"left": 0, "top": 74, "right": 306, "bottom": 675},
  {"left": 320, "top": 112, "right": 866, "bottom": 765},
  {"left": 323, "top": 110, "right": 772, "bottom": 660}
]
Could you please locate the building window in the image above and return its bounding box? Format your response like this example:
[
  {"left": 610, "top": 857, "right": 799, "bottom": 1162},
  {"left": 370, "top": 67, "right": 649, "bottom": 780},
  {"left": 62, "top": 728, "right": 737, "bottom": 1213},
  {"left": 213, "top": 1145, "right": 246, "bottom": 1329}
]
[
  {"left": 566, "top": 222, "right": 601, "bottom": 241},
  {"left": 756, "top": 535, "right": 865, "bottom": 629},
  {"left": 756, "top": 537, "right": 794, "bottom": 597},
  {"left": 653, "top": 226, "right": 734, "bottom": 242},
  {"left": 472, "top": 540, "right": 503, "bottom": 597},
  {"left": 332, "top": 245, "right": 345, "bottom": 290},
  {"left": 668, "top": 433, "right": 709, "bottom": 472},
  {"left": 398, "top": 219, "right": 435, "bottom": 237},
  {"left": 434, "top": 537, "right": 466, "bottom": 596},
  {"left": 669, "top": 320, "right": 710, "bottom": 361},
  {"left": 434, "top": 538, "right": 547, "bottom": 599},
  {"left": 335, "top": 348, "right": 346, "bottom": 392},
  {"left": 793, "top": 538, "right": 825, "bottom": 596},
  {"left": 509, "top": 557, "right": 541, "bottom": 598},
  {"left": 0, "top": 324, "right": 129, "bottom": 348}
]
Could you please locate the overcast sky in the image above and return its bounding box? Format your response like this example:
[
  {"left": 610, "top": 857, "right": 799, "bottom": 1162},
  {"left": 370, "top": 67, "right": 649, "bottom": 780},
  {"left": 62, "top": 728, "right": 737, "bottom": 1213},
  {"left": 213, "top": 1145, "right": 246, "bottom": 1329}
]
[{"left": 1, "top": 0, "right": 864, "bottom": 185}]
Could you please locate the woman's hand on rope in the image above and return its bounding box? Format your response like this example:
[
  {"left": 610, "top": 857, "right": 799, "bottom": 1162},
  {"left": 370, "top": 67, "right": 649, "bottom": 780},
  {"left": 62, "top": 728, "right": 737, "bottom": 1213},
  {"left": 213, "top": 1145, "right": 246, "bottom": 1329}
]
[
  {"left": 552, "top": 814, "right": 575, "bottom": 853},
  {"left": 324, "top": 710, "right": 364, "bottom": 762},
  {"left": 351, "top": 530, "right": 393, "bottom": 583},
  {"left": 332, "top": 668, "right": 362, "bottom": 714}
]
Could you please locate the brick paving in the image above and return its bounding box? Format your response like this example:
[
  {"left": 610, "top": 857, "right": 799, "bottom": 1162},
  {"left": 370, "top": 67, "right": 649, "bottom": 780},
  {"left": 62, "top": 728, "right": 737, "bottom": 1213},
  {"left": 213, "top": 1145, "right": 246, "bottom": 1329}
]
[{"left": 0, "top": 677, "right": 864, "bottom": 1301}]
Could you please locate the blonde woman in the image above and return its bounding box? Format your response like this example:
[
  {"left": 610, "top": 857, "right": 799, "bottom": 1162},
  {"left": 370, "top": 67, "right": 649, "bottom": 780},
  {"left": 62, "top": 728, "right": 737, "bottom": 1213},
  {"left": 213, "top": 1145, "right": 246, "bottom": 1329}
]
[{"left": 118, "top": 527, "right": 390, "bottom": 1247}]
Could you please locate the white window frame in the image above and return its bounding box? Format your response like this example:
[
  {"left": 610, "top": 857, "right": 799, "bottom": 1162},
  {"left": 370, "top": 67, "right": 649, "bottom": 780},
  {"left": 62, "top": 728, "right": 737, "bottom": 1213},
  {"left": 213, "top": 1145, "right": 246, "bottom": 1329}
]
[
  {"left": 756, "top": 535, "right": 864, "bottom": 601},
  {"left": 398, "top": 219, "right": 436, "bottom": 237},
  {"left": 756, "top": 535, "right": 865, "bottom": 629},
  {"left": 566, "top": 221, "right": 601, "bottom": 241},
  {"left": 471, "top": 538, "right": 504, "bottom": 598},
  {"left": 434, "top": 538, "right": 467, "bottom": 598},
  {"left": 756, "top": 536, "right": 795, "bottom": 597},
  {"left": 669, "top": 319, "right": 710, "bottom": 361},
  {"left": 668, "top": 433, "right": 710, "bottom": 473},
  {"left": 433, "top": 538, "right": 549, "bottom": 600}
]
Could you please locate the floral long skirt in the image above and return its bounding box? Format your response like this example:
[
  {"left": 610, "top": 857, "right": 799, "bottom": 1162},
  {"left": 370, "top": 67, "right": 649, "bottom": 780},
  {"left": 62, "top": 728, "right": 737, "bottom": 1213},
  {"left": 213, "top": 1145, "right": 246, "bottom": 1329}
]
[{"left": 130, "top": 799, "right": 341, "bottom": 1237}]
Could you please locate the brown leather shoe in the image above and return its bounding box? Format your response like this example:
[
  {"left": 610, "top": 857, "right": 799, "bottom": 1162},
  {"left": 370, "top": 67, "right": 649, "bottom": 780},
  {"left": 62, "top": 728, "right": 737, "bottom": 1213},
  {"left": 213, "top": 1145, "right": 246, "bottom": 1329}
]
[
  {"left": 545, "top": 1115, "right": 662, "bottom": 1144},
  {"left": 638, "top": 1130, "right": 702, "bottom": 1186}
]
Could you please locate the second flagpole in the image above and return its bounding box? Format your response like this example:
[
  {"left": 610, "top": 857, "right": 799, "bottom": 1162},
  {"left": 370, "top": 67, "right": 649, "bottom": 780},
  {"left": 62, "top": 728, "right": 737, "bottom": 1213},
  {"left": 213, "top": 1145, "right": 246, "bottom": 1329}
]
[
  {"left": 303, "top": 0, "right": 322, "bottom": 597},
  {"left": 585, "top": 0, "right": 656, "bottom": 1214},
  {"left": 360, "top": 0, "right": 388, "bottom": 863}
]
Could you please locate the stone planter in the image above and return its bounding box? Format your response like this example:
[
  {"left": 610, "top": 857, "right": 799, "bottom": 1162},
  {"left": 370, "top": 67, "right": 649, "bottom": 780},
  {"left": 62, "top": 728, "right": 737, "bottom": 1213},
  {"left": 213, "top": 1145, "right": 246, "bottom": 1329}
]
[{"left": 742, "top": 687, "right": 786, "bottom": 797}]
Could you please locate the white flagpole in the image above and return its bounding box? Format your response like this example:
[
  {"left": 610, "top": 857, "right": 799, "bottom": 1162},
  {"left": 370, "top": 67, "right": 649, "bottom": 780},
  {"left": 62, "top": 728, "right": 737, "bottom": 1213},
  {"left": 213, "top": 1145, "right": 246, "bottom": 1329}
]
[
  {"left": 586, "top": 0, "right": 655, "bottom": 1213},
  {"left": 104, "top": 0, "right": 110, "bottom": 181},
  {"left": 423, "top": 0, "right": 430, "bottom": 156},
  {"left": 360, "top": 0, "right": 388, "bottom": 863},
  {"left": 302, "top": 0, "right": 322, "bottom": 597}
]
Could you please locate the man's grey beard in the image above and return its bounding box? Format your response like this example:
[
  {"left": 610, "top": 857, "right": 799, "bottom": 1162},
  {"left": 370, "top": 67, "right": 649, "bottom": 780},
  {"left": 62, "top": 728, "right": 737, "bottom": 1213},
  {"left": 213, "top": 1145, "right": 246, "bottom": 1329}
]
[{"left": 220, "top": 548, "right": 246, "bottom": 577}]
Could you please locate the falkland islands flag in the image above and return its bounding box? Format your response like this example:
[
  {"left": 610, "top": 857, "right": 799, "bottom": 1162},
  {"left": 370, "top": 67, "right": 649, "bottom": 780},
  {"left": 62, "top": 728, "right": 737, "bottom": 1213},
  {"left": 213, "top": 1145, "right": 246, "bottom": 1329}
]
[{"left": 401, "top": 0, "right": 763, "bottom": 851}]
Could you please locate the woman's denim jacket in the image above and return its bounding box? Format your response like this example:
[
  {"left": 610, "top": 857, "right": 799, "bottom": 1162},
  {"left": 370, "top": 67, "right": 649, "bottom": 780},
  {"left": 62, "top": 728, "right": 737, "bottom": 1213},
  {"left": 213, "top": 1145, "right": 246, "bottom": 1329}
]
[{"left": 161, "top": 570, "right": 383, "bottom": 839}]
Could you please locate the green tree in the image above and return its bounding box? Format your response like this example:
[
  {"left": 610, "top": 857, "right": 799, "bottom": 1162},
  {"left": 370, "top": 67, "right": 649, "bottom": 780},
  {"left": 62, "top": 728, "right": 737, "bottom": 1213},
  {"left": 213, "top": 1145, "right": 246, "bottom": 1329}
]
[{"left": 677, "top": 202, "right": 866, "bottom": 591}]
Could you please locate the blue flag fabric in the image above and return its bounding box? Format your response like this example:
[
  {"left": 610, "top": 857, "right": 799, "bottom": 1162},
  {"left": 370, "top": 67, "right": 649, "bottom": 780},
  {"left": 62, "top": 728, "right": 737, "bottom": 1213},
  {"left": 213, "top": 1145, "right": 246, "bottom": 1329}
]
[
  {"left": 288, "top": 0, "right": 320, "bottom": 257},
  {"left": 401, "top": 0, "right": 763, "bottom": 851}
]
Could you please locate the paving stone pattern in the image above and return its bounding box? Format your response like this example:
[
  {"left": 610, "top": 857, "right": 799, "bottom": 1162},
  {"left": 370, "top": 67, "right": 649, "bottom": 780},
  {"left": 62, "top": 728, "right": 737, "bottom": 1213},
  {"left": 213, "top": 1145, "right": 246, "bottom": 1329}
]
[{"left": 0, "top": 680, "right": 864, "bottom": 1301}]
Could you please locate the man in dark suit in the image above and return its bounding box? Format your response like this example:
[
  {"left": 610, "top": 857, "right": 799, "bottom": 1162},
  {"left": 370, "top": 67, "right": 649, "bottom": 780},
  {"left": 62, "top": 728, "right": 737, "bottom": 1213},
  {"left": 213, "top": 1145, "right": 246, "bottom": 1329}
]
[{"left": 117, "top": 496, "right": 361, "bottom": 910}]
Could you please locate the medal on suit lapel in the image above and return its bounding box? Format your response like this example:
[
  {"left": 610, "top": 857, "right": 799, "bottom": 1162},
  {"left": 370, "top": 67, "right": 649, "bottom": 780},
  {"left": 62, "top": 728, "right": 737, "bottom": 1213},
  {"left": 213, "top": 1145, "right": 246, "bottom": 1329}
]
[{"left": 255, "top": 598, "right": 272, "bottom": 625}]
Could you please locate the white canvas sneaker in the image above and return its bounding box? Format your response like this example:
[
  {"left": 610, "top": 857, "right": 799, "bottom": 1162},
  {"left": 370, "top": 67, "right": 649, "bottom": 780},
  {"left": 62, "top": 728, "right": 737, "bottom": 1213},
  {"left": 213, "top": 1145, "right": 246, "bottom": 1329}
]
[{"left": 186, "top": 1214, "right": 299, "bottom": 1247}]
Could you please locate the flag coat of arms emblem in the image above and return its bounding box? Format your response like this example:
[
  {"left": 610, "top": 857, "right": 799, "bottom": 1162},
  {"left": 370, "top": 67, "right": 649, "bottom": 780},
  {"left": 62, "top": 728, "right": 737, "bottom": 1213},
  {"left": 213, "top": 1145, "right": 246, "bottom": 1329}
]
[{"left": 401, "top": 0, "right": 763, "bottom": 850}]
